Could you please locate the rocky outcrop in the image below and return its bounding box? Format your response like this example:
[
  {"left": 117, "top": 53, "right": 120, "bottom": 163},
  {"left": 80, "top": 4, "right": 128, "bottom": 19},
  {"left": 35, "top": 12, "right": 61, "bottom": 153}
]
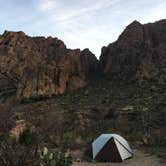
[
  {"left": 0, "top": 31, "right": 99, "bottom": 99},
  {"left": 100, "top": 19, "right": 166, "bottom": 83},
  {"left": 1, "top": 19, "right": 166, "bottom": 100}
]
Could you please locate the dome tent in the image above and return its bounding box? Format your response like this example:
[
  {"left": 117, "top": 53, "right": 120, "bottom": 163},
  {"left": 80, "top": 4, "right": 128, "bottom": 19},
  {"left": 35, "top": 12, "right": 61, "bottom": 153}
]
[{"left": 92, "top": 134, "right": 133, "bottom": 162}]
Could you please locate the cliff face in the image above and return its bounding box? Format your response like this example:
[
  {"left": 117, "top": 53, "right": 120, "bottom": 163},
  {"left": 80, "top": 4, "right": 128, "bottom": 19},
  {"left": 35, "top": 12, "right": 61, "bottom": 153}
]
[
  {"left": 0, "top": 31, "right": 99, "bottom": 99},
  {"left": 100, "top": 19, "right": 166, "bottom": 83},
  {"left": 1, "top": 19, "right": 166, "bottom": 100}
]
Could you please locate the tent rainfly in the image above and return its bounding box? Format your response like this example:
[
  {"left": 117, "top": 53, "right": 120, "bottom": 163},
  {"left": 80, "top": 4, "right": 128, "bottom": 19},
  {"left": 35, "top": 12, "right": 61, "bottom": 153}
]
[{"left": 92, "top": 134, "right": 133, "bottom": 162}]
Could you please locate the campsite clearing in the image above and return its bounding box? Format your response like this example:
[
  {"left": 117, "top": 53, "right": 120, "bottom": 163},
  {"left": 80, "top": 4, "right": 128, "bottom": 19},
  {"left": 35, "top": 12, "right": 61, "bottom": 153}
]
[{"left": 73, "top": 149, "right": 165, "bottom": 166}]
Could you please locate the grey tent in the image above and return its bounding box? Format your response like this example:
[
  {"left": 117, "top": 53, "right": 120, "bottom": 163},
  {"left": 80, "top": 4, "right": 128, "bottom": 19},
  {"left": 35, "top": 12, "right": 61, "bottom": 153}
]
[{"left": 92, "top": 134, "right": 133, "bottom": 162}]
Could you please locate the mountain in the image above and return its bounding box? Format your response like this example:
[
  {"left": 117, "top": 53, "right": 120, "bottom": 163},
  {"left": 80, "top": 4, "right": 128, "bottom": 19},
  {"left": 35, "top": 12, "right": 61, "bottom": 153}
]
[
  {"left": 0, "top": 20, "right": 166, "bottom": 162},
  {"left": 1, "top": 20, "right": 166, "bottom": 101},
  {"left": 0, "top": 31, "right": 99, "bottom": 100},
  {"left": 100, "top": 19, "right": 166, "bottom": 84}
]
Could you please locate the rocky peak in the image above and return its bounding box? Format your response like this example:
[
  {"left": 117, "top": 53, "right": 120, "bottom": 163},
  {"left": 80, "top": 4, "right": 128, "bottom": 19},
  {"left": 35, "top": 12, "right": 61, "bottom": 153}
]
[
  {"left": 81, "top": 49, "right": 100, "bottom": 78},
  {"left": 127, "top": 20, "right": 142, "bottom": 27},
  {"left": 100, "top": 19, "right": 166, "bottom": 83},
  {"left": 3, "top": 30, "right": 26, "bottom": 38},
  {"left": 118, "top": 20, "right": 144, "bottom": 43}
]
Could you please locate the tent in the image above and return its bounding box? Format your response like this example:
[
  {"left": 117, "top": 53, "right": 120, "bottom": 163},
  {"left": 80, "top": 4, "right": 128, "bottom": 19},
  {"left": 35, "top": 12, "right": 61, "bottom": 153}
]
[{"left": 92, "top": 134, "right": 133, "bottom": 162}]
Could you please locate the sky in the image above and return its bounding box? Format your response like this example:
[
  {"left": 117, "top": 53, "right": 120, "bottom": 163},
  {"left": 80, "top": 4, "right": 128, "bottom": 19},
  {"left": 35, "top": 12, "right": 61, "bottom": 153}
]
[{"left": 0, "top": 0, "right": 166, "bottom": 58}]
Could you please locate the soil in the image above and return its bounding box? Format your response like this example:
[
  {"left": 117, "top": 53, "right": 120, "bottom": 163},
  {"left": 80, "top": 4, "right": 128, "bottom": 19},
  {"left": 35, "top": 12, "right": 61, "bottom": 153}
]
[{"left": 73, "top": 149, "right": 165, "bottom": 166}]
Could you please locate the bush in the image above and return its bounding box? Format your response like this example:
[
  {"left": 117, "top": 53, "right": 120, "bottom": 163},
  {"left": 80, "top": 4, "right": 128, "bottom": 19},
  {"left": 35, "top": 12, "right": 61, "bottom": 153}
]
[
  {"left": 40, "top": 147, "right": 73, "bottom": 166},
  {"left": 0, "top": 128, "right": 40, "bottom": 166},
  {"left": 0, "top": 137, "right": 39, "bottom": 166},
  {"left": 19, "top": 128, "right": 38, "bottom": 146}
]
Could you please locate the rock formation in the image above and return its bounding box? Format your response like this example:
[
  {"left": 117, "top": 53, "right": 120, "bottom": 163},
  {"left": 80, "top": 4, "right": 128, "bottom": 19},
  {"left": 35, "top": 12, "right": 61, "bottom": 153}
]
[
  {"left": 1, "top": 19, "right": 166, "bottom": 100},
  {"left": 0, "top": 31, "right": 99, "bottom": 99},
  {"left": 100, "top": 19, "right": 166, "bottom": 83}
]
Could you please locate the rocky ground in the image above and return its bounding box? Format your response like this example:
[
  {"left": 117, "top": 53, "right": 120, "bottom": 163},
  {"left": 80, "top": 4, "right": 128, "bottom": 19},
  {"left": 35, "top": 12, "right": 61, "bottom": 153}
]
[{"left": 73, "top": 149, "right": 165, "bottom": 166}]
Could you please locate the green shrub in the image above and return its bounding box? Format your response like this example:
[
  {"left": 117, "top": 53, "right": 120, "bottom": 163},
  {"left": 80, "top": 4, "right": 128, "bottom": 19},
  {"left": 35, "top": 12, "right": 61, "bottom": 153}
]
[
  {"left": 40, "top": 147, "right": 73, "bottom": 166},
  {"left": 19, "top": 128, "right": 38, "bottom": 146}
]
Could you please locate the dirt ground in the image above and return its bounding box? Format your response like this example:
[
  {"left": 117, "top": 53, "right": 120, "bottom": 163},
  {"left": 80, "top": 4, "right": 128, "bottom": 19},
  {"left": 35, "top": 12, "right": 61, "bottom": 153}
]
[{"left": 73, "top": 149, "right": 165, "bottom": 166}]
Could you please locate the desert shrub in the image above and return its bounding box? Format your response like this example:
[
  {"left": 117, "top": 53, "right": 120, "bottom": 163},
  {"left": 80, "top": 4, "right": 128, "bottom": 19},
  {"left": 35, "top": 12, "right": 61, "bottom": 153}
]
[
  {"left": 83, "top": 142, "right": 93, "bottom": 162},
  {"left": 127, "top": 133, "right": 143, "bottom": 142},
  {"left": 0, "top": 128, "right": 40, "bottom": 166},
  {"left": 148, "top": 134, "right": 166, "bottom": 147},
  {"left": 19, "top": 128, "right": 39, "bottom": 146},
  {"left": 40, "top": 147, "right": 73, "bottom": 166},
  {"left": 0, "top": 138, "right": 39, "bottom": 166}
]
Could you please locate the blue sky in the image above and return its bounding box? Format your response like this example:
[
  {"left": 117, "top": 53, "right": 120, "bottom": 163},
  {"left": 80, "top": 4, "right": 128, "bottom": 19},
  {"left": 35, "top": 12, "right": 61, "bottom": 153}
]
[{"left": 0, "top": 0, "right": 166, "bottom": 57}]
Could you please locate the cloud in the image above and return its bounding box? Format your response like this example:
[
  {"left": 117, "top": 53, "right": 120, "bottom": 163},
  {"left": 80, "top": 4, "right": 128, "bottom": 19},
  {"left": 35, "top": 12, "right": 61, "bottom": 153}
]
[
  {"left": 38, "top": 0, "right": 62, "bottom": 11},
  {"left": 36, "top": 0, "right": 121, "bottom": 57},
  {"left": 142, "top": 1, "right": 166, "bottom": 23},
  {"left": 38, "top": 0, "right": 119, "bottom": 23},
  {"left": 1, "top": 0, "right": 165, "bottom": 58}
]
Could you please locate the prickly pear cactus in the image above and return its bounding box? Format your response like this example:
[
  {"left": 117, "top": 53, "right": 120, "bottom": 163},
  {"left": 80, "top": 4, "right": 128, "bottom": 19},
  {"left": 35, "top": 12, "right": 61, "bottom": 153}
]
[{"left": 40, "top": 147, "right": 73, "bottom": 166}]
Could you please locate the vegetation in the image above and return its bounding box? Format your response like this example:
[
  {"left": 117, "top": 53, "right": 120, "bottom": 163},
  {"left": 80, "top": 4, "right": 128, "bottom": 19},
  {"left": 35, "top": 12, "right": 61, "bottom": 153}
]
[
  {"left": 40, "top": 147, "right": 72, "bottom": 166},
  {"left": 0, "top": 78, "right": 165, "bottom": 163},
  {"left": 0, "top": 129, "right": 39, "bottom": 166},
  {"left": 0, "top": 129, "right": 73, "bottom": 166}
]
